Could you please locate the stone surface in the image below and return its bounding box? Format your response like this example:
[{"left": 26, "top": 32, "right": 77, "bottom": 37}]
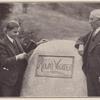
[{"left": 21, "top": 40, "right": 87, "bottom": 97}]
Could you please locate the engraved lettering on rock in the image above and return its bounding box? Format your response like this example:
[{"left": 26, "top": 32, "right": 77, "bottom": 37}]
[{"left": 36, "top": 55, "right": 74, "bottom": 78}]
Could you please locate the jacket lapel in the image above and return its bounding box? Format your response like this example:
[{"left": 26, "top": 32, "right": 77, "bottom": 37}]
[
  {"left": 14, "top": 38, "right": 24, "bottom": 53},
  {"left": 84, "top": 31, "right": 93, "bottom": 50},
  {"left": 4, "top": 36, "right": 16, "bottom": 55},
  {"left": 89, "top": 31, "right": 100, "bottom": 52},
  {"left": 4, "top": 36, "right": 24, "bottom": 55}
]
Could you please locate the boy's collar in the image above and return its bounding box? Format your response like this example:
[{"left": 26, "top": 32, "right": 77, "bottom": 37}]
[{"left": 6, "top": 34, "right": 14, "bottom": 43}]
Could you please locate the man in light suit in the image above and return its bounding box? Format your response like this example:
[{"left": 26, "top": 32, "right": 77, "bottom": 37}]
[
  {"left": 75, "top": 9, "right": 100, "bottom": 96},
  {"left": 0, "top": 20, "right": 47, "bottom": 96}
]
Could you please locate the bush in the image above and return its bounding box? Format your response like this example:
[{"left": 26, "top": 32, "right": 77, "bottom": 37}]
[{"left": 0, "top": 3, "right": 12, "bottom": 39}]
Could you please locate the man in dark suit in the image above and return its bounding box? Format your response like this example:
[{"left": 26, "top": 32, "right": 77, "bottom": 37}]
[
  {"left": 0, "top": 20, "right": 47, "bottom": 96},
  {"left": 75, "top": 9, "right": 100, "bottom": 96}
]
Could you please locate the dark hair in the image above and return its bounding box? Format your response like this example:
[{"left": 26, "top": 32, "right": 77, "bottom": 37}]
[{"left": 6, "top": 21, "right": 20, "bottom": 31}]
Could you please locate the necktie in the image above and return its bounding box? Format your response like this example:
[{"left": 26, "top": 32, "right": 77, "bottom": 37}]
[
  {"left": 91, "top": 30, "right": 96, "bottom": 41},
  {"left": 13, "top": 39, "right": 20, "bottom": 54}
]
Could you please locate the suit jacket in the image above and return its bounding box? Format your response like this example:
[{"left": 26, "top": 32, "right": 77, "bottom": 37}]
[
  {"left": 75, "top": 31, "right": 100, "bottom": 78},
  {"left": 0, "top": 36, "right": 28, "bottom": 86}
]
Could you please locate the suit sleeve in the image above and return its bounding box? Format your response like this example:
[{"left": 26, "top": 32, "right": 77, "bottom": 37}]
[
  {"left": 0, "top": 43, "right": 17, "bottom": 69},
  {"left": 75, "top": 33, "right": 90, "bottom": 49}
]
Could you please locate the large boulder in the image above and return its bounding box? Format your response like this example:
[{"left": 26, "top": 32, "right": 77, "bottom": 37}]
[{"left": 21, "top": 40, "right": 87, "bottom": 97}]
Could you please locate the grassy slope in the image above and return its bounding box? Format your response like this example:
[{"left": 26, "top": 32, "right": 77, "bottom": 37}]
[{"left": 9, "top": 4, "right": 91, "bottom": 41}]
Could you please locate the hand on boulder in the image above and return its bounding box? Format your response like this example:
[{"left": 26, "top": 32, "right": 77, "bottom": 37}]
[
  {"left": 37, "top": 39, "right": 48, "bottom": 45},
  {"left": 78, "top": 44, "right": 84, "bottom": 56}
]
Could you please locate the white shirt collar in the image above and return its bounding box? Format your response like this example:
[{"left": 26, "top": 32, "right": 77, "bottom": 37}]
[
  {"left": 6, "top": 34, "right": 14, "bottom": 43},
  {"left": 94, "top": 27, "right": 100, "bottom": 35}
]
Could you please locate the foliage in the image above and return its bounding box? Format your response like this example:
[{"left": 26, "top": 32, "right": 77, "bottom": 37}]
[
  {"left": 0, "top": 3, "right": 12, "bottom": 38},
  {"left": 5, "top": 2, "right": 100, "bottom": 41},
  {"left": 0, "top": 3, "right": 12, "bottom": 21}
]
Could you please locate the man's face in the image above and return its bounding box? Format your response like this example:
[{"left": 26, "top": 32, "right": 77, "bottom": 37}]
[
  {"left": 89, "top": 16, "right": 100, "bottom": 30},
  {"left": 7, "top": 27, "right": 20, "bottom": 38},
  {"left": 89, "top": 16, "right": 96, "bottom": 29}
]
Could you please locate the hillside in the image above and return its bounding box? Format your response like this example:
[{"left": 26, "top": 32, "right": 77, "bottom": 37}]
[{"left": 7, "top": 2, "right": 97, "bottom": 41}]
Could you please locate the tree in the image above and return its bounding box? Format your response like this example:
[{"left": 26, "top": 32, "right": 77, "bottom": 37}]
[
  {"left": 0, "top": 3, "right": 12, "bottom": 38},
  {"left": 22, "top": 3, "right": 28, "bottom": 13}
]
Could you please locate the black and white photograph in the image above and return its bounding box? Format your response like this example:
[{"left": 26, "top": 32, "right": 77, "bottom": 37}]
[{"left": 0, "top": 2, "right": 99, "bottom": 97}]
